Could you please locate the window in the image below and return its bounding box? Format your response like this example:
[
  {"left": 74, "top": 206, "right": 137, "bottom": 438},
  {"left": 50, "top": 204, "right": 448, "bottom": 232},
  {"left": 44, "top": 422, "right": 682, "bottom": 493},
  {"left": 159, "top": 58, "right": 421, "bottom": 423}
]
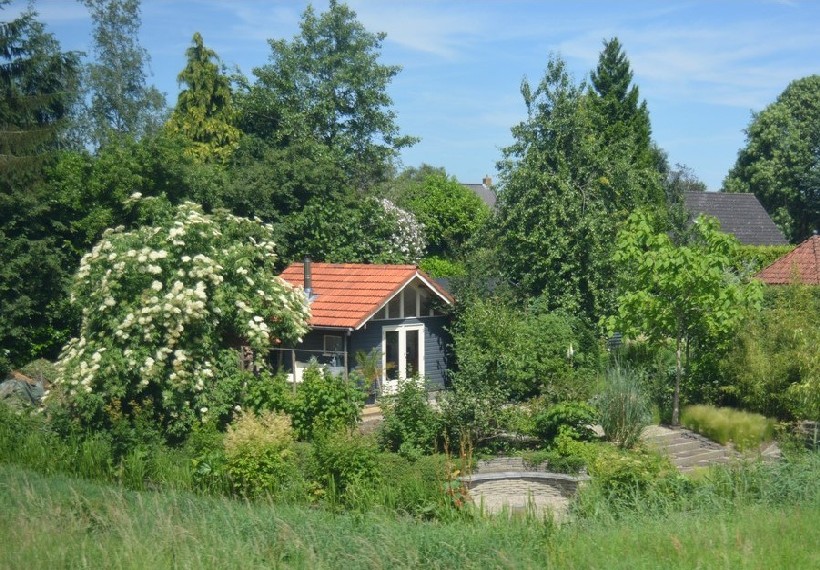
[
  {"left": 404, "top": 287, "right": 417, "bottom": 318},
  {"left": 372, "top": 283, "right": 442, "bottom": 321},
  {"left": 387, "top": 295, "right": 401, "bottom": 319},
  {"left": 419, "top": 288, "right": 432, "bottom": 316},
  {"left": 323, "top": 335, "right": 343, "bottom": 355}
]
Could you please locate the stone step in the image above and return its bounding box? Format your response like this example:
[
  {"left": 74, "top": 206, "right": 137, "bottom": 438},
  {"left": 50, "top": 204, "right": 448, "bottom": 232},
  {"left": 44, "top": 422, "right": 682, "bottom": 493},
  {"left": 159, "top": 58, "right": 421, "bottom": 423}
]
[
  {"left": 657, "top": 440, "right": 702, "bottom": 454},
  {"left": 643, "top": 431, "right": 681, "bottom": 443},
  {"left": 673, "top": 446, "right": 726, "bottom": 459},
  {"left": 672, "top": 449, "right": 727, "bottom": 468}
]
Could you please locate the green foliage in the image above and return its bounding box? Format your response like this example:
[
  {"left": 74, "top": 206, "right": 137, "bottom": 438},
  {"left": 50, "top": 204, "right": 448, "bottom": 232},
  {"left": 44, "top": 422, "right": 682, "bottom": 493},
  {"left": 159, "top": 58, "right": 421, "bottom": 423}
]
[
  {"left": 166, "top": 32, "right": 240, "bottom": 164},
  {"left": 393, "top": 172, "right": 491, "bottom": 258},
  {"left": 450, "top": 298, "right": 601, "bottom": 402},
  {"left": 733, "top": 244, "right": 795, "bottom": 274},
  {"left": 290, "top": 365, "right": 363, "bottom": 441},
  {"left": 223, "top": 411, "right": 297, "bottom": 498},
  {"left": 721, "top": 285, "right": 820, "bottom": 420},
  {"left": 598, "top": 366, "right": 652, "bottom": 449},
  {"left": 438, "top": 380, "right": 508, "bottom": 450},
  {"left": 19, "top": 359, "right": 58, "bottom": 385},
  {"left": 280, "top": 195, "right": 425, "bottom": 264},
  {"left": 0, "top": 5, "right": 80, "bottom": 176},
  {"left": 4, "top": 460, "right": 820, "bottom": 568},
  {"left": 607, "top": 210, "right": 762, "bottom": 423},
  {"left": 239, "top": 0, "right": 416, "bottom": 191},
  {"left": 681, "top": 405, "right": 775, "bottom": 451},
  {"left": 496, "top": 55, "right": 615, "bottom": 319},
  {"left": 80, "top": 0, "right": 166, "bottom": 147},
  {"left": 724, "top": 75, "right": 820, "bottom": 242},
  {"left": 418, "top": 256, "right": 466, "bottom": 278},
  {"left": 497, "top": 45, "right": 665, "bottom": 320},
  {"left": 0, "top": 6, "right": 81, "bottom": 367},
  {"left": 242, "top": 370, "right": 294, "bottom": 415},
  {"left": 378, "top": 379, "right": 439, "bottom": 457},
  {"left": 312, "top": 429, "right": 379, "bottom": 501},
  {"left": 52, "top": 200, "right": 311, "bottom": 442},
  {"left": 532, "top": 401, "right": 599, "bottom": 443},
  {"left": 587, "top": 37, "right": 663, "bottom": 213},
  {"left": 586, "top": 445, "right": 675, "bottom": 499},
  {"left": 375, "top": 453, "right": 454, "bottom": 519}
]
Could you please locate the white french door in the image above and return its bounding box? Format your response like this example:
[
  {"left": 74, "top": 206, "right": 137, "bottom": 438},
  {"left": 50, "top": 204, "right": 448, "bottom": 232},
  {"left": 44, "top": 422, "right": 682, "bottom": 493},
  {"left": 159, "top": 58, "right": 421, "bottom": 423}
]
[{"left": 382, "top": 324, "right": 424, "bottom": 394}]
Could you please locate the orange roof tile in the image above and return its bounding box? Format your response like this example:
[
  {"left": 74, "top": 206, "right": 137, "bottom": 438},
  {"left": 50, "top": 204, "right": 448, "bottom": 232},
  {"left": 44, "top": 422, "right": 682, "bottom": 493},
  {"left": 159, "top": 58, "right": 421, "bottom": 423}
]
[
  {"left": 279, "top": 263, "right": 453, "bottom": 329},
  {"left": 756, "top": 235, "right": 820, "bottom": 285}
]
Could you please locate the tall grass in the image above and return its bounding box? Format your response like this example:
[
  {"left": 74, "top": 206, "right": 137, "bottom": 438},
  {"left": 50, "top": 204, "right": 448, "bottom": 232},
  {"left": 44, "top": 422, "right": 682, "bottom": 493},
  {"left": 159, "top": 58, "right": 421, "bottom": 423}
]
[
  {"left": 681, "top": 405, "right": 776, "bottom": 450},
  {"left": 1, "top": 462, "right": 819, "bottom": 569},
  {"left": 598, "top": 366, "right": 652, "bottom": 448}
]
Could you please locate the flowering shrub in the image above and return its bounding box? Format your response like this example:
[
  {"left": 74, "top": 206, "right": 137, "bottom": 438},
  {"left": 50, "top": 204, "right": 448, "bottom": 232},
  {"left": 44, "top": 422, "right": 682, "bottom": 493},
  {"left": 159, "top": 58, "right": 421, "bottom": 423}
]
[
  {"left": 379, "top": 198, "right": 426, "bottom": 263},
  {"left": 52, "top": 199, "right": 311, "bottom": 441}
]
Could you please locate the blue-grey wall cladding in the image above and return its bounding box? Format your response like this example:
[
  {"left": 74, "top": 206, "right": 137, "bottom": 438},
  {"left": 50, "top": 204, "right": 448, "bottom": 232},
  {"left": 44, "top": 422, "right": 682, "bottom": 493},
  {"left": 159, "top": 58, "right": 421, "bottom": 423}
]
[{"left": 283, "top": 315, "right": 451, "bottom": 390}]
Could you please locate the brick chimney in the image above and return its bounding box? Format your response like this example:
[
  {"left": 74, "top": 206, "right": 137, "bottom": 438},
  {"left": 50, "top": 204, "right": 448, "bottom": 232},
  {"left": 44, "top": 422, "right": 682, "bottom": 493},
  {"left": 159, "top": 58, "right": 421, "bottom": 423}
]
[{"left": 483, "top": 175, "right": 492, "bottom": 187}]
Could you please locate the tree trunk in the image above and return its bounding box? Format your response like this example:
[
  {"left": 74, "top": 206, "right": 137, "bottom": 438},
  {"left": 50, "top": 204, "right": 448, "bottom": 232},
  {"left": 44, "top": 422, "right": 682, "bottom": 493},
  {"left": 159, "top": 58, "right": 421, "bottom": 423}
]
[{"left": 673, "top": 336, "right": 682, "bottom": 426}]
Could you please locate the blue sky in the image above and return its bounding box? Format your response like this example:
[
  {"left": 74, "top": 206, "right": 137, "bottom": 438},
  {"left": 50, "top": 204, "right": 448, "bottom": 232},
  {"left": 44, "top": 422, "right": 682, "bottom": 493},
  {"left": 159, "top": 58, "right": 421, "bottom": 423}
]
[{"left": 10, "top": 0, "right": 820, "bottom": 190}]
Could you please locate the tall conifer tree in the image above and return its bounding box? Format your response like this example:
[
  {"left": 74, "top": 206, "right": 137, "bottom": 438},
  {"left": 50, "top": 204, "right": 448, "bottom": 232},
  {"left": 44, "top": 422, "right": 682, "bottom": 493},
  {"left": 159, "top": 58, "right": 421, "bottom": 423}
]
[{"left": 167, "top": 32, "right": 240, "bottom": 164}]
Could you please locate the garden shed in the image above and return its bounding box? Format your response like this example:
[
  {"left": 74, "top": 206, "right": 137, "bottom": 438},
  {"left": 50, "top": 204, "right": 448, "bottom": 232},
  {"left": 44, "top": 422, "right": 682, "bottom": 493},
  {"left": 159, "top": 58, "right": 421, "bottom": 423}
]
[{"left": 278, "top": 261, "right": 453, "bottom": 392}]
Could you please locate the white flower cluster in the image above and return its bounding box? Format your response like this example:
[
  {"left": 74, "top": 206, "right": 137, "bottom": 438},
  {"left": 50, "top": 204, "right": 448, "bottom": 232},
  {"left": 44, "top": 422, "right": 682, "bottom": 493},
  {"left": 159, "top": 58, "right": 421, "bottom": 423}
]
[
  {"left": 380, "top": 199, "right": 427, "bottom": 263},
  {"left": 54, "top": 201, "right": 312, "bottom": 433}
]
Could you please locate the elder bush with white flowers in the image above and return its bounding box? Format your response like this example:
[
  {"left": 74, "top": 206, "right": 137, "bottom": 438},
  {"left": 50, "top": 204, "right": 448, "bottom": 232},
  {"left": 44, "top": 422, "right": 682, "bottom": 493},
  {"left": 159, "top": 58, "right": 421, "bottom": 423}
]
[{"left": 52, "top": 200, "right": 311, "bottom": 441}]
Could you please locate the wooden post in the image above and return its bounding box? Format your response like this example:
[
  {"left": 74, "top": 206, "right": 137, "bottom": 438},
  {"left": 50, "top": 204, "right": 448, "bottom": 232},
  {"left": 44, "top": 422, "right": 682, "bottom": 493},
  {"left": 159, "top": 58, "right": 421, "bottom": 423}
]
[{"left": 291, "top": 349, "right": 297, "bottom": 394}]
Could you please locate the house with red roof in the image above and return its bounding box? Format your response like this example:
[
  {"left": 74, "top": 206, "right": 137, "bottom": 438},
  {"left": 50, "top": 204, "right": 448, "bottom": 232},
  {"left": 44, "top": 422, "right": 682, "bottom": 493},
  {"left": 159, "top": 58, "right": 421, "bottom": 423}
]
[
  {"left": 279, "top": 261, "right": 454, "bottom": 392},
  {"left": 755, "top": 235, "right": 820, "bottom": 285}
]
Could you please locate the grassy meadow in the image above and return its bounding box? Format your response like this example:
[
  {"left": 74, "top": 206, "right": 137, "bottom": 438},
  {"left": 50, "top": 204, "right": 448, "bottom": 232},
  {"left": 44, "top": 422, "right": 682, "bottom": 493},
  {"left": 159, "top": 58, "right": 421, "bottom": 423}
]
[{"left": 2, "top": 463, "right": 819, "bottom": 569}]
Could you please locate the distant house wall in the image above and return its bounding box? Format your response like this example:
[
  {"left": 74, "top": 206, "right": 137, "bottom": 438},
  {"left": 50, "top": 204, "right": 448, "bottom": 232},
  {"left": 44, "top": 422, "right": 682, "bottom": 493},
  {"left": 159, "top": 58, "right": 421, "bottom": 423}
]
[
  {"left": 353, "top": 315, "right": 450, "bottom": 390},
  {"left": 280, "top": 315, "right": 450, "bottom": 390}
]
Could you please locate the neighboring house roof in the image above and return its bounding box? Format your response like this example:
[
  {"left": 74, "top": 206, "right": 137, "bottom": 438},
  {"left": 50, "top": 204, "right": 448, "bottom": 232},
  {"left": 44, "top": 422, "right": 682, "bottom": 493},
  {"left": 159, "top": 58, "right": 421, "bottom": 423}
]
[
  {"left": 756, "top": 235, "right": 820, "bottom": 285},
  {"left": 280, "top": 263, "right": 454, "bottom": 330},
  {"left": 462, "top": 176, "right": 496, "bottom": 208},
  {"left": 682, "top": 192, "right": 787, "bottom": 246}
]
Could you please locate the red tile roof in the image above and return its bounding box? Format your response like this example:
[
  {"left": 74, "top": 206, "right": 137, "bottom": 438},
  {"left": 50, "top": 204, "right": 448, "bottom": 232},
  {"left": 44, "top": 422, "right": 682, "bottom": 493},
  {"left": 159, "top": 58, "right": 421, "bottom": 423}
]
[
  {"left": 279, "top": 263, "right": 453, "bottom": 330},
  {"left": 756, "top": 236, "right": 820, "bottom": 285}
]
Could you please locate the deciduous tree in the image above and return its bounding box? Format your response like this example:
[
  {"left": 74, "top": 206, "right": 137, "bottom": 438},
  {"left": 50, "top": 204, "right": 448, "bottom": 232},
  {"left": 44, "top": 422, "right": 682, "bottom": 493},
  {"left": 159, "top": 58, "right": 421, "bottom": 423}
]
[
  {"left": 606, "top": 211, "right": 762, "bottom": 425},
  {"left": 239, "top": 0, "right": 416, "bottom": 192},
  {"left": 496, "top": 55, "right": 614, "bottom": 319},
  {"left": 80, "top": 0, "right": 166, "bottom": 148},
  {"left": 724, "top": 75, "right": 820, "bottom": 242}
]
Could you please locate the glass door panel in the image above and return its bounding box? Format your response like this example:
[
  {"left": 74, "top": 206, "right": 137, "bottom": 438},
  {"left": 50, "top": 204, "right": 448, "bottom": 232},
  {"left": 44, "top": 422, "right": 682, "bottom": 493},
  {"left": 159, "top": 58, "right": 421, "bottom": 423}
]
[
  {"left": 385, "top": 330, "right": 399, "bottom": 381},
  {"left": 405, "top": 329, "right": 420, "bottom": 378}
]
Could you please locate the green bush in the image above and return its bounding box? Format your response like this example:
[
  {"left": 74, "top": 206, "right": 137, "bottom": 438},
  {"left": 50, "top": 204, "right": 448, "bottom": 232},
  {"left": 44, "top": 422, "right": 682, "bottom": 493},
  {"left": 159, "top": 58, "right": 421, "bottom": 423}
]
[
  {"left": 222, "top": 411, "right": 297, "bottom": 498},
  {"left": 598, "top": 366, "right": 652, "bottom": 448},
  {"left": 524, "top": 430, "right": 597, "bottom": 474},
  {"left": 290, "top": 365, "right": 364, "bottom": 440},
  {"left": 681, "top": 405, "right": 776, "bottom": 451},
  {"left": 721, "top": 285, "right": 820, "bottom": 420},
  {"left": 375, "top": 453, "right": 454, "bottom": 519},
  {"left": 586, "top": 445, "right": 676, "bottom": 500},
  {"left": 243, "top": 370, "right": 294, "bottom": 414},
  {"left": 312, "top": 429, "right": 380, "bottom": 505},
  {"left": 450, "top": 299, "right": 601, "bottom": 402},
  {"left": 532, "top": 401, "right": 599, "bottom": 443},
  {"left": 52, "top": 201, "right": 311, "bottom": 444},
  {"left": 378, "top": 379, "right": 439, "bottom": 457}
]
